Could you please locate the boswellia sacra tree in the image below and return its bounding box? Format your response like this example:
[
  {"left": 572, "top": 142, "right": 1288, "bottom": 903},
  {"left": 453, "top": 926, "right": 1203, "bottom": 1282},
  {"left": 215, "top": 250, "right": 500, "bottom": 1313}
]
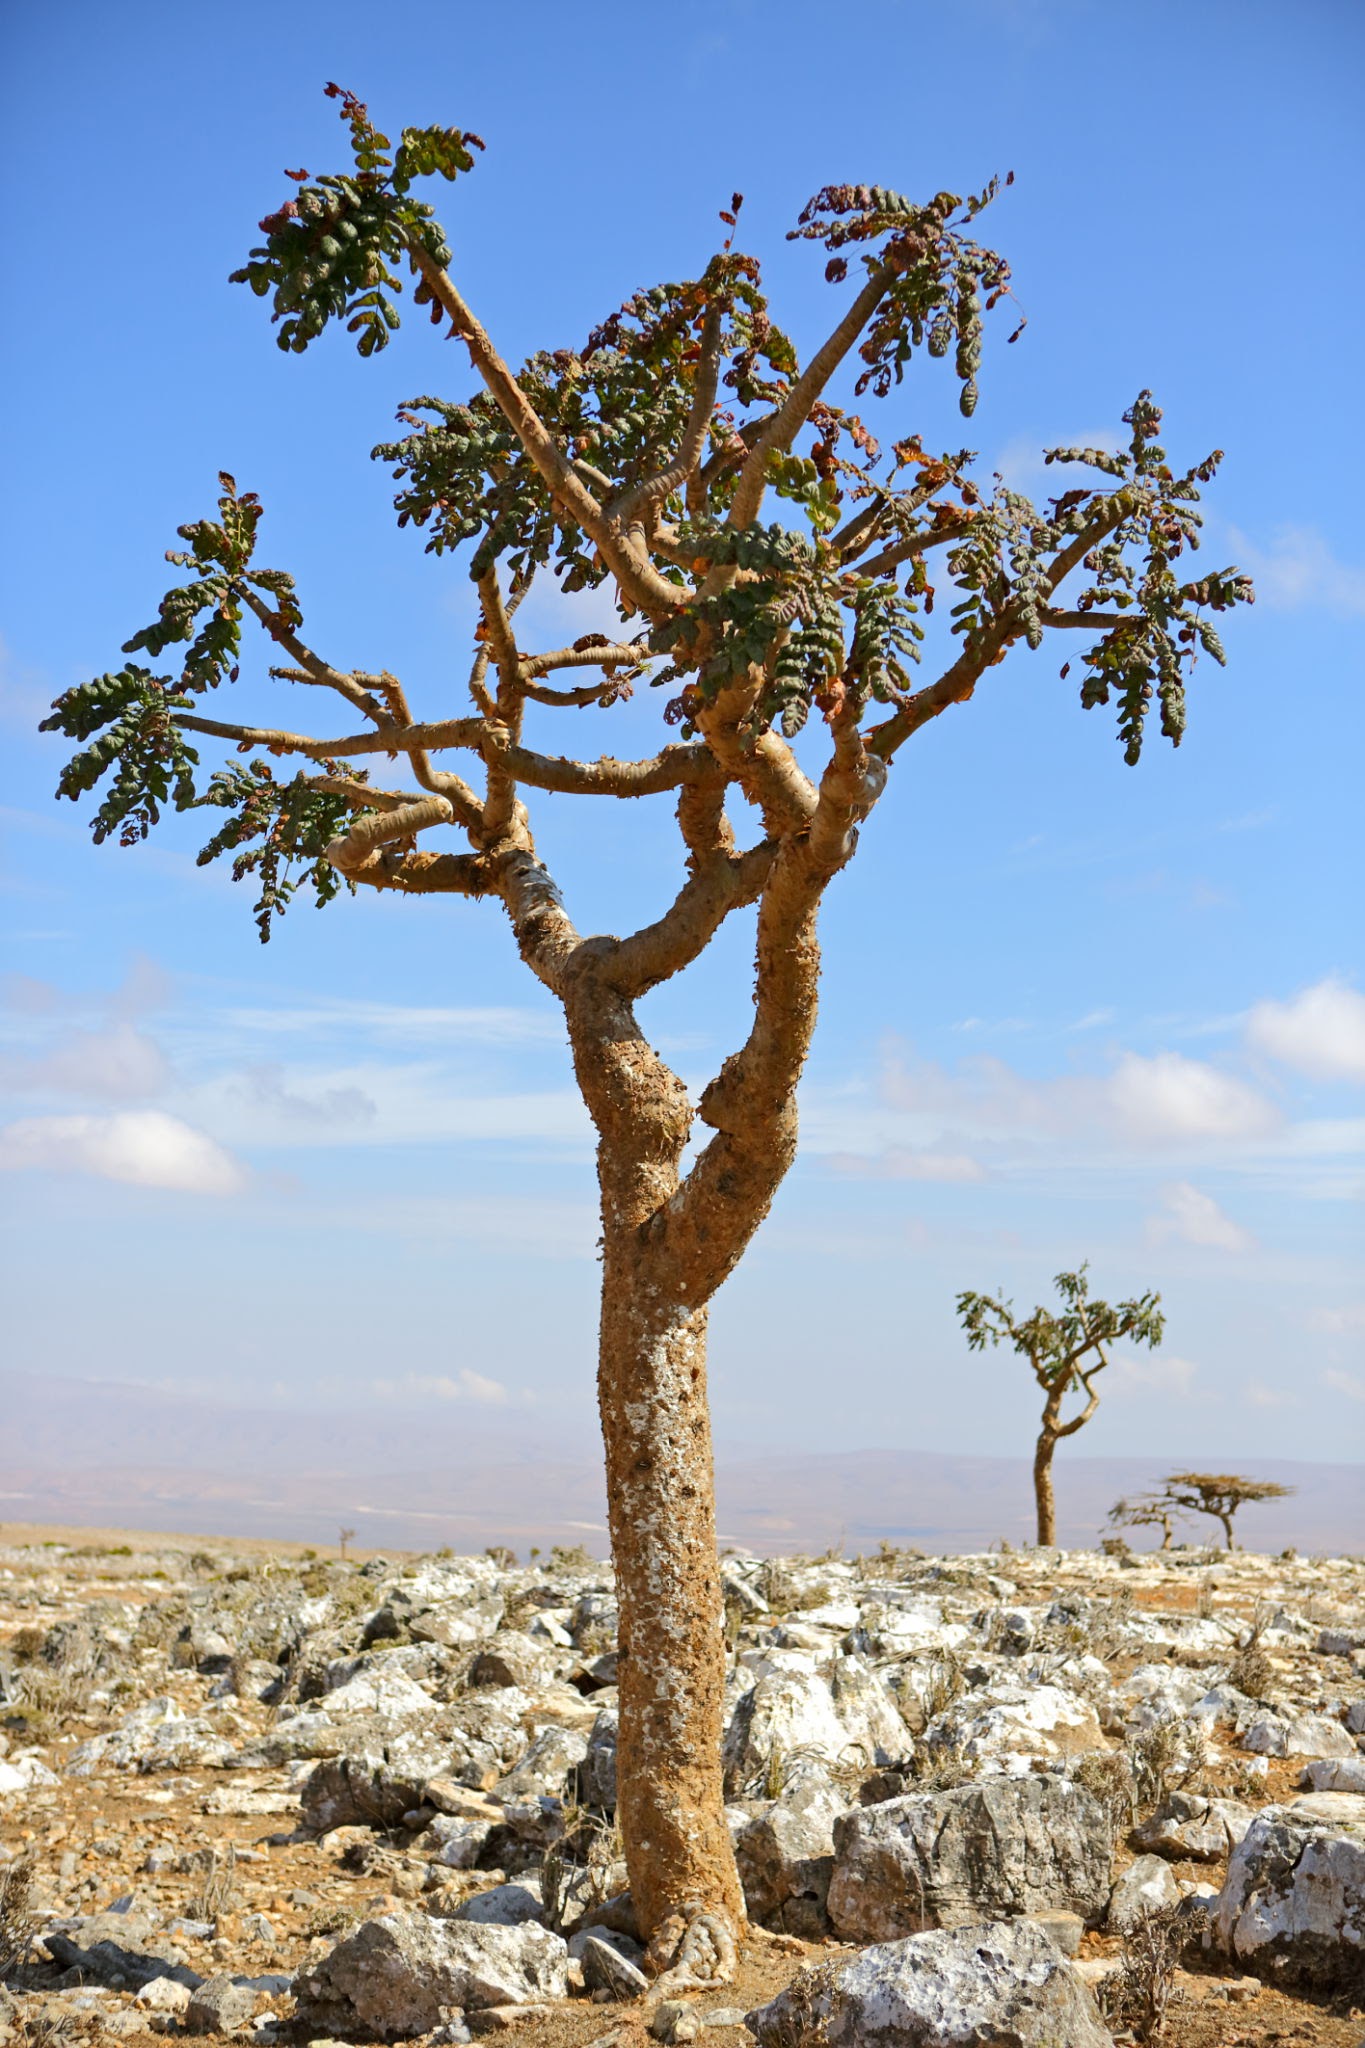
[
  {"left": 41, "top": 85, "right": 1254, "bottom": 1981},
  {"left": 957, "top": 1266, "right": 1166, "bottom": 1547}
]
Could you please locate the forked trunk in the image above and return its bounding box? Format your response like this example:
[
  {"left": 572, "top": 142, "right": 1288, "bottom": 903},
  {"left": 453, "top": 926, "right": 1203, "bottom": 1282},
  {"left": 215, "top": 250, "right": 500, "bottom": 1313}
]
[
  {"left": 1033, "top": 1426, "right": 1058, "bottom": 1547},
  {"left": 598, "top": 1251, "right": 745, "bottom": 1942}
]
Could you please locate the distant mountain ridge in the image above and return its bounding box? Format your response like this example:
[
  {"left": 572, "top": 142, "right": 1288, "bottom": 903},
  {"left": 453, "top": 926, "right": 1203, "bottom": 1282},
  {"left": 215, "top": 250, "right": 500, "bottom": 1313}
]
[{"left": 2, "top": 1371, "right": 1358, "bottom": 1556}]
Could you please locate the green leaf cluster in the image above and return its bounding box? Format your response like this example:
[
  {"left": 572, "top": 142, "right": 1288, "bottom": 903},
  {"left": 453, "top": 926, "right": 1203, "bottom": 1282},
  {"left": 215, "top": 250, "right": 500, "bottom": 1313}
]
[
  {"left": 789, "top": 179, "right": 1015, "bottom": 416},
  {"left": 40, "top": 665, "right": 200, "bottom": 847},
  {"left": 373, "top": 253, "right": 798, "bottom": 592},
  {"left": 1051, "top": 393, "right": 1253, "bottom": 762},
  {"left": 229, "top": 83, "right": 482, "bottom": 356},
  {"left": 957, "top": 1265, "right": 1165, "bottom": 1389},
  {"left": 194, "top": 761, "right": 355, "bottom": 942}
]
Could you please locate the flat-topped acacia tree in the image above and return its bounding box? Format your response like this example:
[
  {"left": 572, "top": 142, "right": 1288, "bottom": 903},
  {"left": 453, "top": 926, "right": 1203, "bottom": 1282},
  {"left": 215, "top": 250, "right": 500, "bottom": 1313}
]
[{"left": 42, "top": 86, "right": 1253, "bottom": 1981}]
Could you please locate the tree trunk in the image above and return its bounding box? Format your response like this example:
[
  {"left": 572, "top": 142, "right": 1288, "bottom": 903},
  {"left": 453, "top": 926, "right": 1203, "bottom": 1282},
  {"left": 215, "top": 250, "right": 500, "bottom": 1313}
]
[
  {"left": 563, "top": 973, "right": 752, "bottom": 1957},
  {"left": 1033, "top": 1425, "right": 1058, "bottom": 1547},
  {"left": 1219, "top": 1512, "right": 1235, "bottom": 1550},
  {"left": 597, "top": 1251, "right": 745, "bottom": 1944},
  {"left": 561, "top": 885, "right": 826, "bottom": 1964}
]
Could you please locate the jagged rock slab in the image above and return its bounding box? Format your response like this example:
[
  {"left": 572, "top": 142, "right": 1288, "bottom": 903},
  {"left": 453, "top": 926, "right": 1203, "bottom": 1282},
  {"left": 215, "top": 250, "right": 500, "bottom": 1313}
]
[
  {"left": 827, "top": 1776, "right": 1112, "bottom": 1942},
  {"left": 745, "top": 1916, "right": 1114, "bottom": 2046},
  {"left": 1212, "top": 1802, "right": 1365, "bottom": 1988},
  {"left": 293, "top": 1911, "right": 571, "bottom": 2038}
]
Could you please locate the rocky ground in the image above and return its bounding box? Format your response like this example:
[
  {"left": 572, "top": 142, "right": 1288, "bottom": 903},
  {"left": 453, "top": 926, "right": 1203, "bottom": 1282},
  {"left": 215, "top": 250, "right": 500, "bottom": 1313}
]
[{"left": 0, "top": 1526, "right": 1361, "bottom": 2046}]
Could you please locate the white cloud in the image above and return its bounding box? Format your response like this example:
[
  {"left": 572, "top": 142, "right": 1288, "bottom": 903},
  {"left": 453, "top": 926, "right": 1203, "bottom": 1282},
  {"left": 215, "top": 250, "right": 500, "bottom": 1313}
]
[
  {"left": 185, "top": 1064, "right": 590, "bottom": 1152},
  {"left": 828, "top": 1146, "right": 986, "bottom": 1183},
  {"left": 1246, "top": 977, "right": 1365, "bottom": 1084},
  {"left": 1247, "top": 1382, "right": 1298, "bottom": 1410},
  {"left": 1323, "top": 1369, "right": 1365, "bottom": 1403},
  {"left": 1108, "top": 1351, "right": 1200, "bottom": 1399},
  {"left": 235, "top": 1063, "right": 376, "bottom": 1127},
  {"left": 879, "top": 1042, "right": 1278, "bottom": 1146},
  {"left": 223, "top": 999, "right": 562, "bottom": 1049},
  {"left": 371, "top": 1368, "right": 524, "bottom": 1406},
  {"left": 1147, "top": 1180, "right": 1255, "bottom": 1253},
  {"left": 1309, "top": 1303, "right": 1365, "bottom": 1336},
  {"left": 1, "top": 1023, "right": 170, "bottom": 1101},
  {"left": 1227, "top": 524, "right": 1365, "bottom": 618},
  {"left": 0, "top": 1110, "right": 245, "bottom": 1193},
  {"left": 1106, "top": 1052, "right": 1277, "bottom": 1143}
]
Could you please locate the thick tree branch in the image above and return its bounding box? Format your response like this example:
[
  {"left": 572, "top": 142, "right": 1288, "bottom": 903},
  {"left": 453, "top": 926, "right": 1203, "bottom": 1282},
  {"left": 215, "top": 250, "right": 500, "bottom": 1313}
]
[
  {"left": 483, "top": 734, "right": 714, "bottom": 799},
  {"left": 652, "top": 726, "right": 869, "bottom": 1304},
  {"left": 476, "top": 569, "right": 526, "bottom": 843},
  {"left": 727, "top": 264, "right": 896, "bottom": 531},
  {"left": 1038, "top": 608, "right": 1130, "bottom": 631},
  {"left": 697, "top": 692, "right": 819, "bottom": 835},
  {"left": 614, "top": 304, "right": 724, "bottom": 525},
  {"left": 520, "top": 643, "right": 649, "bottom": 680},
  {"left": 327, "top": 793, "right": 454, "bottom": 872},
  {"left": 603, "top": 840, "right": 777, "bottom": 998},
  {"left": 677, "top": 777, "right": 736, "bottom": 867},
  {"left": 404, "top": 242, "right": 684, "bottom": 622},
  {"left": 330, "top": 846, "right": 499, "bottom": 895},
  {"left": 1054, "top": 1362, "right": 1106, "bottom": 1438},
  {"left": 494, "top": 846, "right": 582, "bottom": 995}
]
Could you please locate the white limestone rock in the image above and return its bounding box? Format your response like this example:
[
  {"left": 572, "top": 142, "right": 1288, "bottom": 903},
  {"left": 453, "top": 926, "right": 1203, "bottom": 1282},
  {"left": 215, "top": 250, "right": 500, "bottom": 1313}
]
[
  {"left": 1106, "top": 1852, "right": 1183, "bottom": 1931},
  {"left": 294, "top": 1912, "right": 570, "bottom": 2037},
  {"left": 1212, "top": 1802, "right": 1365, "bottom": 1987},
  {"left": 745, "top": 1917, "right": 1114, "bottom": 2046},
  {"left": 1240, "top": 1709, "right": 1357, "bottom": 1759},
  {"left": 826, "top": 1775, "right": 1113, "bottom": 1943}
]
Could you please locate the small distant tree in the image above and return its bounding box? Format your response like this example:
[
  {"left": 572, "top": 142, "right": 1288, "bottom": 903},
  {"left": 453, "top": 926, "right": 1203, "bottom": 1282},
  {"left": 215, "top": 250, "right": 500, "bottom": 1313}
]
[
  {"left": 338, "top": 1525, "right": 356, "bottom": 1561},
  {"left": 1160, "top": 1472, "right": 1294, "bottom": 1551},
  {"left": 957, "top": 1267, "right": 1165, "bottom": 1546},
  {"left": 38, "top": 85, "right": 1253, "bottom": 1974},
  {"left": 1109, "top": 1491, "right": 1187, "bottom": 1551}
]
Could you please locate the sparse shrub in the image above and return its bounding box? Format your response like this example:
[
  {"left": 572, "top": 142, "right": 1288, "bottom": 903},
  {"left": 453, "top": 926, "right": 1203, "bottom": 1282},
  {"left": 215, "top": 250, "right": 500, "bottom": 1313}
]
[
  {"left": 185, "top": 1844, "right": 240, "bottom": 1925},
  {"left": 0, "top": 1857, "right": 36, "bottom": 1977},
  {"left": 544, "top": 1801, "right": 623, "bottom": 1928},
  {"left": 1073, "top": 1748, "right": 1136, "bottom": 1835},
  {"left": 857, "top": 1540, "right": 926, "bottom": 1580},
  {"left": 15, "top": 2012, "right": 75, "bottom": 2048},
  {"left": 1127, "top": 1719, "right": 1202, "bottom": 1816},
  {"left": 905, "top": 1738, "right": 977, "bottom": 1795},
  {"left": 7, "top": 1641, "right": 98, "bottom": 1731},
  {"left": 1097, "top": 1903, "right": 1191, "bottom": 2042},
  {"left": 1229, "top": 1645, "right": 1275, "bottom": 1699},
  {"left": 920, "top": 1651, "right": 967, "bottom": 1724}
]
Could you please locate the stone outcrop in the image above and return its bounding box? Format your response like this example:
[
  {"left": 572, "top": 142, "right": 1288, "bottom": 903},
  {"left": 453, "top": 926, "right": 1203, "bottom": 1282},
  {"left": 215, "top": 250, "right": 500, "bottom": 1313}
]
[
  {"left": 826, "top": 1776, "right": 1113, "bottom": 1942},
  {"left": 746, "top": 1917, "right": 1114, "bottom": 2046}
]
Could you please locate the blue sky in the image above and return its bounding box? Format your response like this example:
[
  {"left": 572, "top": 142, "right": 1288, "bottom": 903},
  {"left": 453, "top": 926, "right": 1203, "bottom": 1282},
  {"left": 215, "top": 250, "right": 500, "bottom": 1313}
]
[{"left": 2, "top": 0, "right": 1362, "bottom": 1469}]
